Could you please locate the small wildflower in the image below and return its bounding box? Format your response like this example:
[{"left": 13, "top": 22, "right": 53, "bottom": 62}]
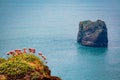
[
  {"left": 28, "top": 48, "right": 31, "bottom": 52},
  {"left": 14, "top": 49, "right": 22, "bottom": 54},
  {"left": 29, "top": 48, "right": 36, "bottom": 53},
  {"left": 32, "top": 49, "right": 35, "bottom": 53},
  {"left": 10, "top": 50, "right": 15, "bottom": 55},
  {"left": 38, "top": 52, "right": 42, "bottom": 56},
  {"left": 42, "top": 55, "right": 47, "bottom": 60},
  {"left": 6, "top": 51, "right": 15, "bottom": 56},
  {"left": 23, "top": 48, "right": 27, "bottom": 54}
]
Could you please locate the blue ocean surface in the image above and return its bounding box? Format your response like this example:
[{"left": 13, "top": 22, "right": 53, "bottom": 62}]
[{"left": 0, "top": 0, "right": 120, "bottom": 80}]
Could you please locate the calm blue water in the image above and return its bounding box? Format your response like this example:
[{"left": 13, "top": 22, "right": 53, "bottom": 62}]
[{"left": 0, "top": 0, "right": 120, "bottom": 80}]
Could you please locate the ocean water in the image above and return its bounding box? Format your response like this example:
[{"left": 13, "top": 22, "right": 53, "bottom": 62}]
[{"left": 0, "top": 0, "right": 120, "bottom": 80}]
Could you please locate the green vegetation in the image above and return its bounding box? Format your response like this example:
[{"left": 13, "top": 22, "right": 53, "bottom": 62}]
[
  {"left": 10, "top": 54, "right": 43, "bottom": 64},
  {"left": 0, "top": 60, "right": 33, "bottom": 77},
  {"left": 0, "top": 58, "right": 6, "bottom": 64},
  {"left": 0, "top": 48, "right": 61, "bottom": 80}
]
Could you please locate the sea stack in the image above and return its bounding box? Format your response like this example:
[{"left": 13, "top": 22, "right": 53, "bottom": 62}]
[{"left": 77, "top": 20, "right": 108, "bottom": 47}]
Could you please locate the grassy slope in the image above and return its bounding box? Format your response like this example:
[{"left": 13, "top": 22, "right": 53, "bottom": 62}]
[{"left": 0, "top": 53, "right": 61, "bottom": 80}]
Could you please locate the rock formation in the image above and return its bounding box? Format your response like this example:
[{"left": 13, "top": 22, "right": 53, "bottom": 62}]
[{"left": 77, "top": 20, "right": 108, "bottom": 47}]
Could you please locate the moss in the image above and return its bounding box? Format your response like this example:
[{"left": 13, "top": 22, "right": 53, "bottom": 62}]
[{"left": 0, "top": 60, "right": 33, "bottom": 77}]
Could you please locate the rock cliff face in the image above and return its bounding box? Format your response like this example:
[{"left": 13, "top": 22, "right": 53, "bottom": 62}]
[{"left": 77, "top": 20, "right": 108, "bottom": 47}]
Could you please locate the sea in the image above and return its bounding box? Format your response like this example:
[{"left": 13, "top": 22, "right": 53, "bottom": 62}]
[{"left": 0, "top": 0, "right": 120, "bottom": 80}]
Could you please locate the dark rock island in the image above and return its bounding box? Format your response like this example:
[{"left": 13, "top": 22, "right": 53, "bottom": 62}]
[{"left": 77, "top": 20, "right": 108, "bottom": 47}]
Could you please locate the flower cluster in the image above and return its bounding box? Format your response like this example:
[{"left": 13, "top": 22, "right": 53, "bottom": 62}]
[
  {"left": 6, "top": 48, "right": 36, "bottom": 55},
  {"left": 28, "top": 48, "right": 35, "bottom": 53},
  {"left": 38, "top": 52, "right": 47, "bottom": 64},
  {"left": 6, "top": 48, "right": 47, "bottom": 64}
]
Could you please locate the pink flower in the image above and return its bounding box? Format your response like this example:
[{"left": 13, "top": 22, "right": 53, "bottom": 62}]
[
  {"left": 23, "top": 48, "right": 27, "bottom": 53},
  {"left": 6, "top": 50, "right": 15, "bottom": 55},
  {"left": 38, "top": 52, "right": 42, "bottom": 56},
  {"left": 29, "top": 48, "right": 36, "bottom": 53},
  {"left": 42, "top": 55, "right": 47, "bottom": 60},
  {"left": 32, "top": 49, "right": 35, "bottom": 53},
  {"left": 14, "top": 49, "right": 22, "bottom": 54}
]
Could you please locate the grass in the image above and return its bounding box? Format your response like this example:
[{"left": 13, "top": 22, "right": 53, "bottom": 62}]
[
  {"left": 0, "top": 60, "right": 33, "bottom": 77},
  {"left": 0, "top": 58, "right": 6, "bottom": 64}
]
